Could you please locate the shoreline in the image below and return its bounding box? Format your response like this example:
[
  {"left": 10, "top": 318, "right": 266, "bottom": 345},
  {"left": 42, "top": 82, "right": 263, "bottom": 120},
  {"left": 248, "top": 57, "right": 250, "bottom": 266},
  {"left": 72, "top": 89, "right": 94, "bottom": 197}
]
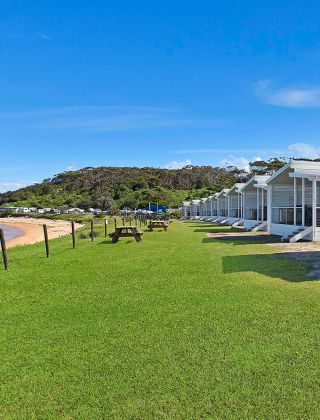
[
  {"left": 0, "top": 223, "right": 24, "bottom": 241},
  {"left": 0, "top": 218, "right": 83, "bottom": 248}
]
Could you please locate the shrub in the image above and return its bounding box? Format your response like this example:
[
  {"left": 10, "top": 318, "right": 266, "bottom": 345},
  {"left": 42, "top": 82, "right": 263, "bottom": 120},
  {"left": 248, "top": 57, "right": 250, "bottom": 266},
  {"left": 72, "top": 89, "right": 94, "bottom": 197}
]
[
  {"left": 94, "top": 213, "right": 105, "bottom": 219},
  {"left": 80, "top": 230, "right": 100, "bottom": 239},
  {"left": 0, "top": 209, "right": 15, "bottom": 218}
]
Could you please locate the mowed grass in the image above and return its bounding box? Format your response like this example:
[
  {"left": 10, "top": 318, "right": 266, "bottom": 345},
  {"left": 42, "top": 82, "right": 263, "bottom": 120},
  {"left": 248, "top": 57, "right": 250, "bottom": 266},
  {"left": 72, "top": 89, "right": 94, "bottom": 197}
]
[{"left": 1, "top": 221, "right": 320, "bottom": 418}]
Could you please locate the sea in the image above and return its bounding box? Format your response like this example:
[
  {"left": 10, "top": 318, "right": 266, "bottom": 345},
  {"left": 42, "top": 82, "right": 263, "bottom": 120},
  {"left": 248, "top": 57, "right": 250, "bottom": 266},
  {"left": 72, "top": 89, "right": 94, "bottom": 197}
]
[{"left": 0, "top": 223, "right": 23, "bottom": 241}]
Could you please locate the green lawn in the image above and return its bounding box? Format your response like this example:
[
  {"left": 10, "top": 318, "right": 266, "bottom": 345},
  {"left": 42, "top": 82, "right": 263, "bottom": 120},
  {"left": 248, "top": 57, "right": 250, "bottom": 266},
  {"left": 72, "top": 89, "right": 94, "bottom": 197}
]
[{"left": 1, "top": 221, "right": 320, "bottom": 418}]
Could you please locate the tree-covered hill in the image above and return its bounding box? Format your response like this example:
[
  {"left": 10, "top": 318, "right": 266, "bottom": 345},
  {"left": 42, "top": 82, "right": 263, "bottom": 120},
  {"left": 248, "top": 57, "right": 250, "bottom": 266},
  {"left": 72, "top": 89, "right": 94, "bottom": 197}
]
[
  {"left": 0, "top": 158, "right": 289, "bottom": 210},
  {"left": 0, "top": 165, "right": 243, "bottom": 210}
]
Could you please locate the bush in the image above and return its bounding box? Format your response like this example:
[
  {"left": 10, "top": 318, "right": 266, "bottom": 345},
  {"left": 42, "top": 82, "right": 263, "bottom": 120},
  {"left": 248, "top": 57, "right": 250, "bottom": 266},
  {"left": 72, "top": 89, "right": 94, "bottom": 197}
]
[
  {"left": 168, "top": 210, "right": 181, "bottom": 219},
  {"left": 94, "top": 213, "right": 105, "bottom": 219},
  {"left": 0, "top": 209, "right": 15, "bottom": 217},
  {"left": 80, "top": 230, "right": 100, "bottom": 239}
]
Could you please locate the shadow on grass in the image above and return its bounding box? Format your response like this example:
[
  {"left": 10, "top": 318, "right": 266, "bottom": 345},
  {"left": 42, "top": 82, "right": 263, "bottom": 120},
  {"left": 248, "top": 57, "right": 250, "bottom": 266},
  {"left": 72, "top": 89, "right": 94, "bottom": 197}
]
[
  {"left": 222, "top": 252, "right": 315, "bottom": 282},
  {"left": 202, "top": 235, "right": 280, "bottom": 246},
  {"left": 98, "top": 239, "right": 141, "bottom": 245},
  {"left": 194, "top": 227, "right": 244, "bottom": 233},
  {"left": 186, "top": 224, "right": 219, "bottom": 229}
]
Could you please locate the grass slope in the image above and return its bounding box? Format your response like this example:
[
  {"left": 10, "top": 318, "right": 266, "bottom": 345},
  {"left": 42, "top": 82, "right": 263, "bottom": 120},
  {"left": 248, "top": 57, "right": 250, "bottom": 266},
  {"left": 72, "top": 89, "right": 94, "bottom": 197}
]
[{"left": 1, "top": 221, "right": 320, "bottom": 418}]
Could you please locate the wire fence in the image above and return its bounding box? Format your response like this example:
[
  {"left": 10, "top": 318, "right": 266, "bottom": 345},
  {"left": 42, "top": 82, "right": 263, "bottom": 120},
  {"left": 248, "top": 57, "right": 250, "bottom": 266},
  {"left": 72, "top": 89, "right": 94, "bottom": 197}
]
[{"left": 0, "top": 214, "right": 152, "bottom": 271}]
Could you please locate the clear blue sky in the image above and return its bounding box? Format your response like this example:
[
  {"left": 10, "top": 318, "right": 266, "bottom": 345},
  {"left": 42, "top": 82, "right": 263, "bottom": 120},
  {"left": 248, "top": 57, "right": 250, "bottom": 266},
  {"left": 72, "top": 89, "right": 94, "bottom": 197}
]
[{"left": 1, "top": 0, "right": 320, "bottom": 191}]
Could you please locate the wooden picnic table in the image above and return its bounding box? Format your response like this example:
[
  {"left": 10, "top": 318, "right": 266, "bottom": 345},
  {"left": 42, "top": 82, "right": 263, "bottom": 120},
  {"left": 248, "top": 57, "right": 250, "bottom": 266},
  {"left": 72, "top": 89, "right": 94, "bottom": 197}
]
[
  {"left": 109, "top": 226, "right": 143, "bottom": 243},
  {"left": 148, "top": 220, "right": 169, "bottom": 231}
]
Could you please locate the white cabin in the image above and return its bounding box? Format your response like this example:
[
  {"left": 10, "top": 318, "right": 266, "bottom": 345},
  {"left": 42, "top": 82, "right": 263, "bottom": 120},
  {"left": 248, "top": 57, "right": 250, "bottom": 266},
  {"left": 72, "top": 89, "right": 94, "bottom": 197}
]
[
  {"left": 241, "top": 175, "right": 269, "bottom": 231},
  {"left": 216, "top": 189, "right": 230, "bottom": 221},
  {"left": 267, "top": 160, "right": 320, "bottom": 242},
  {"left": 190, "top": 199, "right": 201, "bottom": 219},
  {"left": 200, "top": 197, "right": 208, "bottom": 219},
  {"left": 179, "top": 159, "right": 320, "bottom": 242},
  {"left": 225, "top": 183, "right": 245, "bottom": 225},
  {"left": 181, "top": 201, "right": 191, "bottom": 219},
  {"left": 209, "top": 193, "right": 219, "bottom": 220},
  {"left": 205, "top": 195, "right": 214, "bottom": 219}
]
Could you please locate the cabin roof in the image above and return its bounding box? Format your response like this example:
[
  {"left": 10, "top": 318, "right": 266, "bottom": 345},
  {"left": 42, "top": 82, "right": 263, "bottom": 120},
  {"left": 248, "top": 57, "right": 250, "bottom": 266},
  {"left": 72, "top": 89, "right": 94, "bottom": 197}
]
[
  {"left": 226, "top": 183, "right": 246, "bottom": 195},
  {"left": 266, "top": 160, "right": 320, "bottom": 184},
  {"left": 216, "top": 188, "right": 230, "bottom": 198},
  {"left": 242, "top": 175, "right": 270, "bottom": 191}
]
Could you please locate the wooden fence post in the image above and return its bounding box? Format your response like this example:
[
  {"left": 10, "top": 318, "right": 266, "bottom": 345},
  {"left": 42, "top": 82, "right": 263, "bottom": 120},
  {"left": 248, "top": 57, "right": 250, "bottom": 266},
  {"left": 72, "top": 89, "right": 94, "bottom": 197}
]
[
  {"left": 43, "top": 224, "right": 50, "bottom": 258},
  {"left": 115, "top": 218, "right": 117, "bottom": 229},
  {"left": 0, "top": 229, "right": 8, "bottom": 270},
  {"left": 122, "top": 217, "right": 125, "bottom": 226},
  {"left": 90, "top": 220, "right": 94, "bottom": 242},
  {"left": 104, "top": 219, "right": 108, "bottom": 237},
  {"left": 71, "top": 221, "right": 76, "bottom": 248}
]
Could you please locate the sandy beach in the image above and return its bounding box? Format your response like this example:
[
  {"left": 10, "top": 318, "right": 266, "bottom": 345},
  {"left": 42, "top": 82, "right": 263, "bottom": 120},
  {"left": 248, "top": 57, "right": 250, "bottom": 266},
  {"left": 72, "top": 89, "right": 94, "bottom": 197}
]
[{"left": 0, "top": 217, "right": 83, "bottom": 248}]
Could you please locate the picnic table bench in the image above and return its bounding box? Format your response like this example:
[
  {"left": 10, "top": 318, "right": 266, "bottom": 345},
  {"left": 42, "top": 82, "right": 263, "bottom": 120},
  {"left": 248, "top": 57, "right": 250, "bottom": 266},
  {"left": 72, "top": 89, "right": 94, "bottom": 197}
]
[
  {"left": 109, "top": 226, "right": 143, "bottom": 243},
  {"left": 148, "top": 220, "right": 169, "bottom": 231}
]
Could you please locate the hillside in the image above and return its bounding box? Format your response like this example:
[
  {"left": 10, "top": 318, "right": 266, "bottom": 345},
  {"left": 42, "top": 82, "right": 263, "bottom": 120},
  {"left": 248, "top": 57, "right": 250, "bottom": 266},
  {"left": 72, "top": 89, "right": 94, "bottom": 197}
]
[{"left": 0, "top": 165, "right": 244, "bottom": 210}]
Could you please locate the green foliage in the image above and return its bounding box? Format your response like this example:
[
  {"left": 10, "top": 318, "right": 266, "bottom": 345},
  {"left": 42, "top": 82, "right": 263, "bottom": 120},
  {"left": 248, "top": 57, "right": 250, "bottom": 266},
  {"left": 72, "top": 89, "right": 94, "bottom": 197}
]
[
  {"left": 76, "top": 199, "right": 94, "bottom": 211},
  {"left": 249, "top": 157, "right": 287, "bottom": 175},
  {"left": 79, "top": 232, "right": 89, "bottom": 239},
  {"left": 168, "top": 209, "right": 181, "bottom": 219},
  {"left": 94, "top": 213, "right": 105, "bottom": 219},
  {"left": 0, "top": 209, "right": 14, "bottom": 217},
  {"left": 0, "top": 165, "right": 242, "bottom": 209},
  {"left": 80, "top": 230, "right": 100, "bottom": 239}
]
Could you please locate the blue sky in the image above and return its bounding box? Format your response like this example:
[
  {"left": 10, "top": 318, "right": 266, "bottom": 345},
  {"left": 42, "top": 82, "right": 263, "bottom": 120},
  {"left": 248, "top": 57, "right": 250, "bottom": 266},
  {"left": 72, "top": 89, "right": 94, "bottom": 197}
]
[{"left": 1, "top": 0, "right": 320, "bottom": 192}]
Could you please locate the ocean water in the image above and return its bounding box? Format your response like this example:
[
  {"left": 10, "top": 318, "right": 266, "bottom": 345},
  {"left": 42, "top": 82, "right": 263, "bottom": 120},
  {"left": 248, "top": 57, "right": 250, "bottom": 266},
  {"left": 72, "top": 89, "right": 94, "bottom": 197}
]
[{"left": 0, "top": 223, "right": 23, "bottom": 240}]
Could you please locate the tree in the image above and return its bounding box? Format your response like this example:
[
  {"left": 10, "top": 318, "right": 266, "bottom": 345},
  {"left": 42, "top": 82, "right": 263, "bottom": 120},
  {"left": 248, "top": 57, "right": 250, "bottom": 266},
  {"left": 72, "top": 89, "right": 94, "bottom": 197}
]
[
  {"left": 108, "top": 204, "right": 120, "bottom": 216},
  {"left": 93, "top": 194, "right": 114, "bottom": 210},
  {"left": 249, "top": 158, "right": 287, "bottom": 175},
  {"left": 76, "top": 199, "right": 93, "bottom": 211}
]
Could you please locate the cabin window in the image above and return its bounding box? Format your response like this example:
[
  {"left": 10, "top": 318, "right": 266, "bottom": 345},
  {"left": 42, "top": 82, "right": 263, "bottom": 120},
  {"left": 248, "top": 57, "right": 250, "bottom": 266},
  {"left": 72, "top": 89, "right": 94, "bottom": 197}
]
[
  {"left": 296, "top": 208, "right": 302, "bottom": 225},
  {"left": 249, "top": 209, "right": 257, "bottom": 220},
  {"left": 279, "top": 209, "right": 286, "bottom": 224},
  {"left": 279, "top": 208, "right": 294, "bottom": 225}
]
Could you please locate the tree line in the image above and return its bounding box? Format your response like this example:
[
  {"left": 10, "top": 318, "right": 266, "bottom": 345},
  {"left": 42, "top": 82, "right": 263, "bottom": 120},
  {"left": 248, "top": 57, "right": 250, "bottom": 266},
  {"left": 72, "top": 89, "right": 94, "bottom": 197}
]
[{"left": 0, "top": 158, "right": 290, "bottom": 210}]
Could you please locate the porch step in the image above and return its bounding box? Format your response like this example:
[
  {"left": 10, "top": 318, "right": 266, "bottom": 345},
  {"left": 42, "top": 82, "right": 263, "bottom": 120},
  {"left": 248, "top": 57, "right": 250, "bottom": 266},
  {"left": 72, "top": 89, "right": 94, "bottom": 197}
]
[
  {"left": 251, "top": 221, "right": 268, "bottom": 232},
  {"left": 232, "top": 218, "right": 244, "bottom": 227},
  {"left": 210, "top": 217, "right": 219, "bottom": 223},
  {"left": 281, "top": 226, "right": 313, "bottom": 243},
  {"left": 281, "top": 229, "right": 302, "bottom": 242},
  {"left": 219, "top": 218, "right": 229, "bottom": 224}
]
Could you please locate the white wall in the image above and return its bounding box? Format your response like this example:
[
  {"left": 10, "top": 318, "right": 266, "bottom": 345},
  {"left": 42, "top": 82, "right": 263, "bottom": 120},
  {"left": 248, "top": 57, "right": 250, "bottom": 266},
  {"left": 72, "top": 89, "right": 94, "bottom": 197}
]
[{"left": 270, "top": 223, "right": 296, "bottom": 238}]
